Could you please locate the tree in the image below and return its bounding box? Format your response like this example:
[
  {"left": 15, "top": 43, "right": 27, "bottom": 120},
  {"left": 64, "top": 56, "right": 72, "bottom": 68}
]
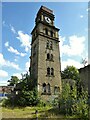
[
  {"left": 17, "top": 87, "right": 39, "bottom": 106},
  {"left": 59, "top": 82, "right": 88, "bottom": 119},
  {"left": 8, "top": 76, "right": 20, "bottom": 86},
  {"left": 61, "top": 66, "right": 80, "bottom": 81},
  {"left": 5, "top": 73, "right": 39, "bottom": 107}
]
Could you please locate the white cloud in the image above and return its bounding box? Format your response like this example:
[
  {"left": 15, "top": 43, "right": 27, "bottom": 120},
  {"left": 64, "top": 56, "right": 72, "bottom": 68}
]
[
  {"left": 8, "top": 46, "right": 20, "bottom": 55},
  {"left": 10, "top": 24, "right": 16, "bottom": 34},
  {"left": 80, "top": 15, "right": 84, "bottom": 18},
  {"left": 5, "top": 41, "right": 27, "bottom": 57},
  {"left": 7, "top": 62, "right": 20, "bottom": 70},
  {"left": 13, "top": 61, "right": 30, "bottom": 80},
  {"left": 5, "top": 41, "right": 9, "bottom": 47},
  {"left": 61, "top": 59, "right": 83, "bottom": 71},
  {"left": 0, "top": 80, "right": 8, "bottom": 86},
  {"left": 13, "top": 73, "right": 22, "bottom": 79},
  {"left": 20, "top": 53, "right": 27, "bottom": 57},
  {"left": 59, "top": 35, "right": 85, "bottom": 57},
  {"left": 14, "top": 56, "right": 19, "bottom": 62},
  {"left": 59, "top": 36, "right": 66, "bottom": 57},
  {"left": 14, "top": 59, "right": 17, "bottom": 62},
  {"left": 25, "top": 61, "right": 30, "bottom": 71},
  {"left": 0, "top": 70, "right": 8, "bottom": 78},
  {"left": 16, "top": 31, "right": 31, "bottom": 52},
  {"left": 0, "top": 53, "right": 20, "bottom": 70}
]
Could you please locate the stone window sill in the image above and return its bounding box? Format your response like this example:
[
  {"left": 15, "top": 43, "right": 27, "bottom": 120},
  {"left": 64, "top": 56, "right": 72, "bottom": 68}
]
[
  {"left": 46, "top": 59, "right": 54, "bottom": 62},
  {"left": 46, "top": 75, "right": 55, "bottom": 77}
]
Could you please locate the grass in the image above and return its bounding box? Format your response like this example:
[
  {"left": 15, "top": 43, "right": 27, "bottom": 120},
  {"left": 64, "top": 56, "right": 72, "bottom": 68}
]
[
  {"left": 1, "top": 100, "right": 89, "bottom": 119},
  {"left": 1, "top": 106, "right": 65, "bottom": 119},
  {"left": 1, "top": 106, "right": 84, "bottom": 119}
]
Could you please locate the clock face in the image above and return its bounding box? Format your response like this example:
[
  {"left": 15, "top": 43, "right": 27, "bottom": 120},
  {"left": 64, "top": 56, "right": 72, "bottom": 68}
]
[{"left": 45, "top": 16, "right": 51, "bottom": 23}]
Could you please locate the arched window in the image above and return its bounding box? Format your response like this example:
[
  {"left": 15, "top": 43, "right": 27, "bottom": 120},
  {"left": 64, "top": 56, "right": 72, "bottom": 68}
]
[
  {"left": 54, "top": 86, "right": 60, "bottom": 94},
  {"left": 45, "top": 28, "right": 48, "bottom": 35},
  {"left": 50, "top": 41, "right": 53, "bottom": 49},
  {"left": 51, "top": 68, "right": 54, "bottom": 75},
  {"left": 54, "top": 86, "right": 57, "bottom": 94},
  {"left": 47, "top": 53, "right": 50, "bottom": 60},
  {"left": 47, "top": 83, "right": 50, "bottom": 93},
  {"left": 47, "top": 67, "right": 50, "bottom": 75},
  {"left": 42, "top": 83, "right": 46, "bottom": 93},
  {"left": 51, "top": 54, "right": 53, "bottom": 60},
  {"left": 46, "top": 40, "right": 49, "bottom": 48}
]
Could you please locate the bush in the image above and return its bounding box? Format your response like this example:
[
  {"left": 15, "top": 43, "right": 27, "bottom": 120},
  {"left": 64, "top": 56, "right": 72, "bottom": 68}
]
[
  {"left": 59, "top": 82, "right": 89, "bottom": 119},
  {"left": 2, "top": 87, "right": 40, "bottom": 107},
  {"left": 2, "top": 98, "right": 12, "bottom": 107},
  {"left": 16, "top": 88, "right": 39, "bottom": 106},
  {"left": 37, "top": 99, "right": 46, "bottom": 107}
]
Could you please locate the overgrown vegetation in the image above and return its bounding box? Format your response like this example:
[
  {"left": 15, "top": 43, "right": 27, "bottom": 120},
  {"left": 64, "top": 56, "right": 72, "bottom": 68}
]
[
  {"left": 2, "top": 73, "right": 40, "bottom": 107},
  {"left": 61, "top": 66, "right": 80, "bottom": 80},
  {"left": 60, "top": 66, "right": 89, "bottom": 119},
  {"left": 59, "top": 81, "right": 89, "bottom": 119},
  {"left": 2, "top": 66, "right": 89, "bottom": 119}
]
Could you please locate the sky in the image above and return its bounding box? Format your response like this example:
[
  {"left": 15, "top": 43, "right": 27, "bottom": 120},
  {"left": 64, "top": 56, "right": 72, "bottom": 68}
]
[{"left": 0, "top": 2, "right": 88, "bottom": 86}]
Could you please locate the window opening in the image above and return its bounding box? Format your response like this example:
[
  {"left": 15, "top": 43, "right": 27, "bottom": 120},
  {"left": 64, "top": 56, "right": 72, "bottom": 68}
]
[
  {"left": 50, "top": 41, "right": 53, "bottom": 49},
  {"left": 47, "top": 67, "right": 50, "bottom": 75},
  {"left": 51, "top": 68, "right": 54, "bottom": 75},
  {"left": 47, "top": 53, "right": 50, "bottom": 60},
  {"left": 47, "top": 83, "right": 50, "bottom": 93},
  {"left": 50, "top": 31, "right": 53, "bottom": 37},
  {"left": 43, "top": 83, "right": 46, "bottom": 93}
]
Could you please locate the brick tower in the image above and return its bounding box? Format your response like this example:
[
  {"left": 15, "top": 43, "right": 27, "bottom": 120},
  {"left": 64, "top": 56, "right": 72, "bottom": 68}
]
[{"left": 30, "top": 6, "right": 61, "bottom": 100}]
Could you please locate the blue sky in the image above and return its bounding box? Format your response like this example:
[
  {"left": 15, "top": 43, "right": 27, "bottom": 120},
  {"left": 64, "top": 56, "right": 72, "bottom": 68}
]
[{"left": 1, "top": 2, "right": 88, "bottom": 85}]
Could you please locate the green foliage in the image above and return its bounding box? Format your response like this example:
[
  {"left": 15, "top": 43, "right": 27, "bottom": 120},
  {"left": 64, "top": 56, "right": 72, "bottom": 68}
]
[
  {"left": 3, "top": 73, "right": 40, "bottom": 107},
  {"left": 61, "top": 66, "right": 80, "bottom": 81},
  {"left": 17, "top": 87, "right": 39, "bottom": 106},
  {"left": 8, "top": 76, "right": 20, "bottom": 86},
  {"left": 14, "top": 73, "right": 39, "bottom": 107},
  {"left": 37, "top": 99, "right": 47, "bottom": 107},
  {"left": 2, "top": 98, "right": 12, "bottom": 107},
  {"left": 2, "top": 87, "right": 39, "bottom": 107},
  {"left": 59, "top": 82, "right": 89, "bottom": 119}
]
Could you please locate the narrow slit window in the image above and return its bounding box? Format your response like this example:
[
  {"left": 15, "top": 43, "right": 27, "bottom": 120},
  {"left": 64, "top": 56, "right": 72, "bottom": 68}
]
[
  {"left": 50, "top": 41, "right": 53, "bottom": 49},
  {"left": 51, "top": 68, "right": 54, "bottom": 75},
  {"left": 45, "top": 28, "right": 48, "bottom": 35},
  {"left": 50, "top": 31, "right": 53, "bottom": 37},
  {"left": 43, "top": 83, "right": 46, "bottom": 93},
  {"left": 47, "top": 83, "right": 50, "bottom": 93},
  {"left": 47, "top": 67, "right": 50, "bottom": 75},
  {"left": 47, "top": 53, "right": 50, "bottom": 60}
]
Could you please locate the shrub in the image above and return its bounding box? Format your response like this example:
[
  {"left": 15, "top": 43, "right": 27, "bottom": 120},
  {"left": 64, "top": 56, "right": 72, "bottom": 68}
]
[
  {"left": 2, "top": 87, "right": 39, "bottom": 107},
  {"left": 59, "top": 82, "right": 89, "bottom": 119}
]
